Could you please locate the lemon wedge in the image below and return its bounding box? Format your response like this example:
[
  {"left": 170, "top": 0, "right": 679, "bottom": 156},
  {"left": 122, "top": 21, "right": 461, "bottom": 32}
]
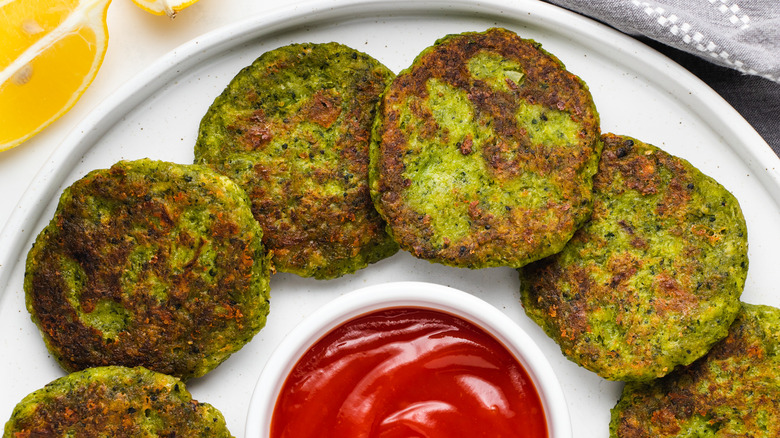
[
  {"left": 0, "top": 0, "right": 112, "bottom": 152},
  {"left": 131, "top": 0, "right": 200, "bottom": 18}
]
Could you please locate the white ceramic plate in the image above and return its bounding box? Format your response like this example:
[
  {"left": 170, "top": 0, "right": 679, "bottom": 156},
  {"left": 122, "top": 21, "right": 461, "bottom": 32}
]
[{"left": 1, "top": 0, "right": 779, "bottom": 436}]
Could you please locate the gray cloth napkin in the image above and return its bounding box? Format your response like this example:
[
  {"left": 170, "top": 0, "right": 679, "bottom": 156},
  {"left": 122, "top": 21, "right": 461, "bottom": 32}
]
[{"left": 542, "top": 0, "right": 780, "bottom": 83}]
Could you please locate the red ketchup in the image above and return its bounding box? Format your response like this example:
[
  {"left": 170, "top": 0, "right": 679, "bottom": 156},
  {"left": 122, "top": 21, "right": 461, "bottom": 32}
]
[{"left": 270, "top": 307, "right": 548, "bottom": 438}]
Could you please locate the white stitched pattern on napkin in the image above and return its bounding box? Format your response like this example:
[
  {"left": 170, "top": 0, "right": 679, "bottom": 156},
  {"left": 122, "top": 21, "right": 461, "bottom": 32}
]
[{"left": 542, "top": 0, "right": 780, "bottom": 83}]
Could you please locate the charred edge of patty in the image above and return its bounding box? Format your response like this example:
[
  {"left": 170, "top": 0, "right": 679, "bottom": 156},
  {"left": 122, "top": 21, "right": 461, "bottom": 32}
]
[
  {"left": 609, "top": 304, "right": 780, "bottom": 438},
  {"left": 4, "top": 366, "right": 233, "bottom": 437},
  {"left": 372, "top": 27, "right": 600, "bottom": 267},
  {"left": 24, "top": 160, "right": 270, "bottom": 379},
  {"left": 520, "top": 134, "right": 747, "bottom": 381},
  {"left": 195, "top": 43, "right": 399, "bottom": 278}
]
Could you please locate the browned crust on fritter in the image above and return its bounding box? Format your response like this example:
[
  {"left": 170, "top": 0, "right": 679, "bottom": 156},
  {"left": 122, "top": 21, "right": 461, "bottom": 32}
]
[
  {"left": 520, "top": 133, "right": 747, "bottom": 381},
  {"left": 24, "top": 160, "right": 269, "bottom": 379},
  {"left": 5, "top": 366, "right": 232, "bottom": 437},
  {"left": 372, "top": 27, "right": 601, "bottom": 268},
  {"left": 196, "top": 43, "right": 398, "bottom": 279},
  {"left": 611, "top": 304, "right": 780, "bottom": 437},
  {"left": 247, "top": 87, "right": 389, "bottom": 274}
]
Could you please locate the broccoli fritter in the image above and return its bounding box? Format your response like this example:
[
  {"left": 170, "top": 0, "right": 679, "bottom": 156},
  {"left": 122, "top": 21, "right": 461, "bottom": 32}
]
[
  {"left": 520, "top": 134, "right": 748, "bottom": 381},
  {"left": 610, "top": 303, "right": 780, "bottom": 437},
  {"left": 195, "top": 42, "right": 398, "bottom": 279},
  {"left": 370, "top": 27, "right": 601, "bottom": 268},
  {"left": 3, "top": 366, "right": 233, "bottom": 437},
  {"left": 24, "top": 159, "right": 271, "bottom": 380}
]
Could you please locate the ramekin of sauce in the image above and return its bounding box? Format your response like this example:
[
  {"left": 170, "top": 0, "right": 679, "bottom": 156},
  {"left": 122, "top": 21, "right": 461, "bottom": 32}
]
[{"left": 246, "top": 282, "right": 570, "bottom": 438}]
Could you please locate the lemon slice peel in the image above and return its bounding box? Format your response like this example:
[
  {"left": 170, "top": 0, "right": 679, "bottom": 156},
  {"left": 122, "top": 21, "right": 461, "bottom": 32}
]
[{"left": 131, "top": 0, "right": 200, "bottom": 18}]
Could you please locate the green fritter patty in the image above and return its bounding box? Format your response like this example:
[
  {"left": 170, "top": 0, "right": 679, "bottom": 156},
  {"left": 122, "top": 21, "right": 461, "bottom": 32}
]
[
  {"left": 369, "top": 27, "right": 602, "bottom": 269},
  {"left": 24, "top": 159, "right": 271, "bottom": 380},
  {"left": 610, "top": 303, "right": 780, "bottom": 437},
  {"left": 520, "top": 133, "right": 748, "bottom": 381},
  {"left": 195, "top": 42, "right": 399, "bottom": 279},
  {"left": 3, "top": 366, "right": 233, "bottom": 437}
]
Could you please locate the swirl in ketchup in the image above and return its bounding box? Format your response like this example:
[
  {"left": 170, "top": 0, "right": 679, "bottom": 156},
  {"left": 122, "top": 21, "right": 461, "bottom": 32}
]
[{"left": 271, "top": 307, "right": 548, "bottom": 438}]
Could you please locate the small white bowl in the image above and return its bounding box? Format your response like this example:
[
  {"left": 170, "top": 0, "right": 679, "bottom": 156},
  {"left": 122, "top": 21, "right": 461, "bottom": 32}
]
[{"left": 245, "top": 281, "right": 571, "bottom": 438}]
